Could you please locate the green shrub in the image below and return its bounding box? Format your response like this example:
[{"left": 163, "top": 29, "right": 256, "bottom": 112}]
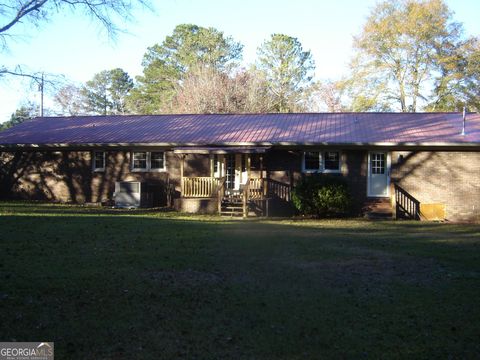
[{"left": 292, "top": 175, "right": 352, "bottom": 217}]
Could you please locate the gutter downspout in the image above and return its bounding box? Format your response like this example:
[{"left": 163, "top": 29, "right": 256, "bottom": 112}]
[{"left": 461, "top": 107, "right": 466, "bottom": 136}]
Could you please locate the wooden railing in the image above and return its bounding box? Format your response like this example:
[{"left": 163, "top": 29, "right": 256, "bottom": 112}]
[
  {"left": 217, "top": 178, "right": 226, "bottom": 214},
  {"left": 394, "top": 183, "right": 420, "bottom": 220},
  {"left": 181, "top": 177, "right": 223, "bottom": 198},
  {"left": 248, "top": 178, "right": 264, "bottom": 199},
  {"left": 242, "top": 179, "right": 250, "bottom": 218},
  {"left": 266, "top": 179, "right": 291, "bottom": 202}
]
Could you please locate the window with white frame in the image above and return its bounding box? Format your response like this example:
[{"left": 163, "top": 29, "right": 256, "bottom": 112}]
[
  {"left": 303, "top": 151, "right": 321, "bottom": 172},
  {"left": 132, "top": 151, "right": 148, "bottom": 170},
  {"left": 302, "top": 151, "right": 341, "bottom": 173},
  {"left": 150, "top": 152, "right": 165, "bottom": 170},
  {"left": 324, "top": 151, "right": 340, "bottom": 171},
  {"left": 92, "top": 151, "right": 106, "bottom": 171},
  {"left": 132, "top": 151, "right": 166, "bottom": 171}
]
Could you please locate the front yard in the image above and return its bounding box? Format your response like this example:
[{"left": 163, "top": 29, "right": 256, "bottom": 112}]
[{"left": 0, "top": 202, "right": 479, "bottom": 359}]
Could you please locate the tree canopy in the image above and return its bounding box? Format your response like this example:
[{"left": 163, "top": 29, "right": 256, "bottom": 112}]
[
  {"left": 127, "top": 24, "right": 243, "bottom": 114},
  {"left": 347, "top": 0, "right": 464, "bottom": 112},
  {"left": 82, "top": 68, "right": 134, "bottom": 115},
  {"left": 0, "top": 102, "right": 37, "bottom": 131},
  {"left": 4, "top": 0, "right": 480, "bottom": 120},
  {"left": 256, "top": 34, "right": 315, "bottom": 112}
]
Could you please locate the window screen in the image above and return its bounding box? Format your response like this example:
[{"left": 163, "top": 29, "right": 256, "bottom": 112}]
[
  {"left": 324, "top": 151, "right": 340, "bottom": 171},
  {"left": 133, "top": 152, "right": 147, "bottom": 169},
  {"left": 304, "top": 152, "right": 321, "bottom": 171},
  {"left": 93, "top": 151, "right": 105, "bottom": 170},
  {"left": 151, "top": 152, "right": 165, "bottom": 169}
]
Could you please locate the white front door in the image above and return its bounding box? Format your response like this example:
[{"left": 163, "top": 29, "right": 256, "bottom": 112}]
[
  {"left": 367, "top": 151, "right": 390, "bottom": 197},
  {"left": 221, "top": 154, "right": 250, "bottom": 190}
]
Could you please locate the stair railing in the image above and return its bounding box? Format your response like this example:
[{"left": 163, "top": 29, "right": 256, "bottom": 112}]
[
  {"left": 217, "top": 177, "right": 226, "bottom": 215},
  {"left": 242, "top": 180, "right": 250, "bottom": 218},
  {"left": 394, "top": 183, "right": 420, "bottom": 220},
  {"left": 248, "top": 178, "right": 264, "bottom": 199},
  {"left": 265, "top": 178, "right": 292, "bottom": 201}
]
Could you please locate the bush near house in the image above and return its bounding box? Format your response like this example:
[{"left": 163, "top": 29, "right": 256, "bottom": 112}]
[{"left": 292, "top": 175, "right": 352, "bottom": 217}]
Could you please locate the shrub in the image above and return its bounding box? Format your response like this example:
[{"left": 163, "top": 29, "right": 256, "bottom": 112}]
[{"left": 292, "top": 175, "right": 351, "bottom": 217}]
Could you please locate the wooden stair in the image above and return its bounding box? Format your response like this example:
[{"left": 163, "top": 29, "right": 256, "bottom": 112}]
[
  {"left": 220, "top": 197, "right": 245, "bottom": 217},
  {"left": 363, "top": 198, "right": 393, "bottom": 219}
]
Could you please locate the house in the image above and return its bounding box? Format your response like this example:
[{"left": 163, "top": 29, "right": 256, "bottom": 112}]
[{"left": 0, "top": 112, "right": 479, "bottom": 221}]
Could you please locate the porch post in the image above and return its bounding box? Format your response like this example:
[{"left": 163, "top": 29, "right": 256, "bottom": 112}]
[
  {"left": 180, "top": 154, "right": 185, "bottom": 196},
  {"left": 259, "top": 155, "right": 264, "bottom": 179},
  {"left": 247, "top": 154, "right": 251, "bottom": 180},
  {"left": 210, "top": 154, "right": 214, "bottom": 178}
]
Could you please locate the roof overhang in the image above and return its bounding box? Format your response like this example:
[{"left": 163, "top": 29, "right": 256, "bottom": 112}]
[
  {"left": 173, "top": 146, "right": 271, "bottom": 154},
  {"left": 0, "top": 141, "right": 479, "bottom": 150}
]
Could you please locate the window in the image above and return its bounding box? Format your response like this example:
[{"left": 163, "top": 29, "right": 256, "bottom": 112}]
[
  {"left": 150, "top": 152, "right": 165, "bottom": 170},
  {"left": 303, "top": 151, "right": 341, "bottom": 173},
  {"left": 132, "top": 151, "right": 166, "bottom": 172},
  {"left": 371, "top": 153, "right": 385, "bottom": 174},
  {"left": 132, "top": 152, "right": 148, "bottom": 170},
  {"left": 92, "top": 151, "right": 106, "bottom": 171},
  {"left": 304, "top": 151, "right": 321, "bottom": 172},
  {"left": 324, "top": 151, "right": 340, "bottom": 171}
]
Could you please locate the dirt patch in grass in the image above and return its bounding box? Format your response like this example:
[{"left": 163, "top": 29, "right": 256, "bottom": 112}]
[{"left": 144, "top": 269, "right": 224, "bottom": 288}]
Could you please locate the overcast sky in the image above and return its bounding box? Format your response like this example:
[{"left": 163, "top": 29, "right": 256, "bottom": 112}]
[{"left": 1, "top": 0, "right": 479, "bottom": 123}]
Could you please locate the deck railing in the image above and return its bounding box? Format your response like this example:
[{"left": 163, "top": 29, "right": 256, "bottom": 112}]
[
  {"left": 248, "top": 178, "right": 264, "bottom": 199},
  {"left": 394, "top": 183, "right": 420, "bottom": 220},
  {"left": 266, "top": 179, "right": 291, "bottom": 202},
  {"left": 181, "top": 177, "right": 223, "bottom": 198}
]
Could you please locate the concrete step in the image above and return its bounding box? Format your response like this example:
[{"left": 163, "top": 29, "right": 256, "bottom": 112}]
[
  {"left": 220, "top": 211, "right": 244, "bottom": 217},
  {"left": 363, "top": 198, "right": 393, "bottom": 219}
]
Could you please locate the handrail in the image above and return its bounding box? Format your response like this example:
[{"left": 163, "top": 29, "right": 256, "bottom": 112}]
[
  {"left": 181, "top": 177, "right": 222, "bottom": 198},
  {"left": 243, "top": 179, "right": 250, "bottom": 218},
  {"left": 217, "top": 177, "right": 226, "bottom": 214},
  {"left": 248, "top": 178, "right": 264, "bottom": 199},
  {"left": 394, "top": 183, "right": 420, "bottom": 220},
  {"left": 266, "top": 178, "right": 291, "bottom": 201}
]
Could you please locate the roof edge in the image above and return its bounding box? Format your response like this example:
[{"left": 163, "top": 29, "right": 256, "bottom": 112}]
[{"left": 1, "top": 141, "right": 480, "bottom": 149}]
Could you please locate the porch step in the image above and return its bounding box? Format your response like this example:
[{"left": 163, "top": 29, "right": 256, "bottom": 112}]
[
  {"left": 220, "top": 211, "right": 244, "bottom": 217},
  {"left": 222, "top": 206, "right": 243, "bottom": 210},
  {"left": 220, "top": 195, "right": 247, "bottom": 217},
  {"left": 363, "top": 198, "right": 393, "bottom": 219}
]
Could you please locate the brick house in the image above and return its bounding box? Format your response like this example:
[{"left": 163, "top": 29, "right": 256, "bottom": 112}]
[{"left": 0, "top": 112, "right": 479, "bottom": 221}]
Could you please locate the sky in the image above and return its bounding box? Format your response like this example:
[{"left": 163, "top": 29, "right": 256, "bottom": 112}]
[{"left": 1, "top": 0, "right": 480, "bottom": 123}]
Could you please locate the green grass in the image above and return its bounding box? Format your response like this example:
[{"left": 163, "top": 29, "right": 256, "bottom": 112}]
[{"left": 0, "top": 202, "right": 479, "bottom": 359}]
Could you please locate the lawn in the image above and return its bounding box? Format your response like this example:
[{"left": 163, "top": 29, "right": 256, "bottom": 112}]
[{"left": 0, "top": 202, "right": 479, "bottom": 359}]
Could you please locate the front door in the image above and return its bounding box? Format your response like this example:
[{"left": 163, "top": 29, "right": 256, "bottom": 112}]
[
  {"left": 225, "top": 154, "right": 236, "bottom": 189},
  {"left": 367, "top": 152, "right": 390, "bottom": 197}
]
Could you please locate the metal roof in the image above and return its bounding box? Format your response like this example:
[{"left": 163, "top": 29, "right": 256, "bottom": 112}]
[{"left": 0, "top": 112, "right": 479, "bottom": 148}]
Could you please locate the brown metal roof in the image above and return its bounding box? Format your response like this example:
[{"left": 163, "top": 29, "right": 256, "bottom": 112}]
[{"left": 0, "top": 112, "right": 479, "bottom": 147}]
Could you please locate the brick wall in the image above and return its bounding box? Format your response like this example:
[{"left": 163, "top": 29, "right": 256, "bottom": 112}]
[
  {"left": 1, "top": 148, "right": 478, "bottom": 221},
  {"left": 0, "top": 150, "right": 210, "bottom": 206},
  {"left": 392, "top": 151, "right": 480, "bottom": 222}
]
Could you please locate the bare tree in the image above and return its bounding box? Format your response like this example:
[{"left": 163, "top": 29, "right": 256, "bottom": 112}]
[
  {"left": 307, "top": 80, "right": 347, "bottom": 112},
  {"left": 0, "top": 0, "right": 151, "bottom": 45},
  {"left": 170, "top": 65, "right": 272, "bottom": 114},
  {"left": 0, "top": 0, "right": 151, "bottom": 79},
  {"left": 53, "top": 84, "right": 85, "bottom": 116}
]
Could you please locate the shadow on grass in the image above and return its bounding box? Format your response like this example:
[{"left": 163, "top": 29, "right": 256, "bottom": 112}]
[{"left": 0, "top": 201, "right": 479, "bottom": 359}]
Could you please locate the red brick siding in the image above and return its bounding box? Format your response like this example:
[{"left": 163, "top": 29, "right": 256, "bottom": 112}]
[
  {"left": 0, "top": 150, "right": 210, "bottom": 205},
  {"left": 392, "top": 151, "right": 480, "bottom": 221}
]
